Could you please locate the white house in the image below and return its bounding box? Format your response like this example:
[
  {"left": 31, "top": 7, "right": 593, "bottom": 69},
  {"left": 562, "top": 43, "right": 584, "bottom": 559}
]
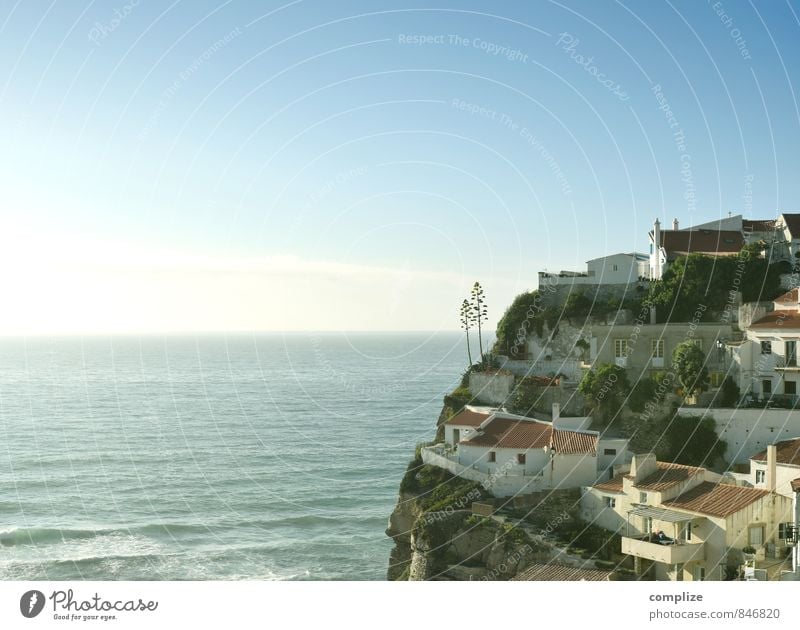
[
  {"left": 581, "top": 452, "right": 794, "bottom": 581},
  {"left": 742, "top": 441, "right": 800, "bottom": 577},
  {"left": 422, "top": 405, "right": 630, "bottom": 497},
  {"left": 537, "top": 252, "right": 648, "bottom": 287},
  {"left": 735, "top": 288, "right": 800, "bottom": 401}
]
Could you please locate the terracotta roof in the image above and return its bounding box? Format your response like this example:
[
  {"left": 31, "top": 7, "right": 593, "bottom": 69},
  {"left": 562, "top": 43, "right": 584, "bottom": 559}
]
[
  {"left": 593, "top": 473, "right": 625, "bottom": 493},
  {"left": 656, "top": 229, "right": 744, "bottom": 256},
  {"left": 626, "top": 462, "right": 704, "bottom": 491},
  {"left": 512, "top": 563, "right": 613, "bottom": 581},
  {"left": 552, "top": 429, "right": 599, "bottom": 454},
  {"left": 751, "top": 438, "right": 800, "bottom": 467},
  {"left": 444, "top": 408, "right": 492, "bottom": 427},
  {"left": 743, "top": 219, "right": 776, "bottom": 232},
  {"left": 791, "top": 478, "right": 800, "bottom": 492},
  {"left": 662, "top": 481, "right": 769, "bottom": 517},
  {"left": 749, "top": 311, "right": 800, "bottom": 329},
  {"left": 774, "top": 288, "right": 799, "bottom": 306},
  {"left": 461, "top": 418, "right": 597, "bottom": 454},
  {"left": 781, "top": 213, "right": 800, "bottom": 238},
  {"left": 461, "top": 418, "right": 551, "bottom": 449}
]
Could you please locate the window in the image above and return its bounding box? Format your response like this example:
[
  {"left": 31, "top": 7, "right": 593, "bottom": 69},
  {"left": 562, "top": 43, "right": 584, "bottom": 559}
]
[
  {"left": 643, "top": 516, "right": 653, "bottom": 534},
  {"left": 639, "top": 492, "right": 648, "bottom": 505},
  {"left": 755, "top": 469, "right": 766, "bottom": 484},
  {"left": 612, "top": 264, "right": 619, "bottom": 272},
  {"left": 651, "top": 339, "right": 665, "bottom": 367},
  {"left": 748, "top": 525, "right": 765, "bottom": 546},
  {"left": 786, "top": 381, "right": 797, "bottom": 395},
  {"left": 761, "top": 340, "right": 772, "bottom": 354},
  {"left": 788, "top": 340, "right": 797, "bottom": 366},
  {"left": 605, "top": 496, "right": 616, "bottom": 508},
  {"left": 614, "top": 339, "right": 629, "bottom": 366},
  {"left": 452, "top": 429, "right": 460, "bottom": 444},
  {"left": 517, "top": 453, "right": 526, "bottom": 465},
  {"left": 488, "top": 451, "right": 496, "bottom": 463},
  {"left": 710, "top": 372, "right": 724, "bottom": 388},
  {"left": 763, "top": 379, "right": 773, "bottom": 395},
  {"left": 651, "top": 339, "right": 665, "bottom": 358},
  {"left": 682, "top": 522, "right": 692, "bottom": 542},
  {"left": 603, "top": 448, "right": 617, "bottom": 456}
]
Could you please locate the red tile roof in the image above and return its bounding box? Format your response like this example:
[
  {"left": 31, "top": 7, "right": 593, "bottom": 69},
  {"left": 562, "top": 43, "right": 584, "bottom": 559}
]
[
  {"left": 593, "top": 473, "right": 625, "bottom": 493},
  {"left": 512, "top": 563, "right": 613, "bottom": 581},
  {"left": 656, "top": 229, "right": 744, "bottom": 257},
  {"left": 462, "top": 417, "right": 551, "bottom": 449},
  {"left": 626, "top": 462, "right": 704, "bottom": 491},
  {"left": 444, "top": 408, "right": 492, "bottom": 427},
  {"left": 662, "top": 481, "right": 769, "bottom": 517},
  {"left": 749, "top": 311, "right": 800, "bottom": 329},
  {"left": 552, "top": 429, "right": 599, "bottom": 454},
  {"left": 751, "top": 438, "right": 800, "bottom": 466},
  {"left": 461, "top": 417, "right": 598, "bottom": 454}
]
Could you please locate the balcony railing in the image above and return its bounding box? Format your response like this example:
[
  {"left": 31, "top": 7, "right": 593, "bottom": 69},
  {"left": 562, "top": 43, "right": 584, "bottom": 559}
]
[{"left": 622, "top": 536, "right": 705, "bottom": 565}]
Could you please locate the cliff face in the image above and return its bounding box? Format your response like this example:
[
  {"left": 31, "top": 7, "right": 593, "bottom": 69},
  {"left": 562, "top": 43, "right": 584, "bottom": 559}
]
[{"left": 386, "top": 398, "right": 629, "bottom": 580}]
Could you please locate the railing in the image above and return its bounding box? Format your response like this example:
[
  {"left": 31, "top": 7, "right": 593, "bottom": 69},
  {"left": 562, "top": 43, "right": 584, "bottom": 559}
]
[{"left": 622, "top": 536, "right": 705, "bottom": 565}]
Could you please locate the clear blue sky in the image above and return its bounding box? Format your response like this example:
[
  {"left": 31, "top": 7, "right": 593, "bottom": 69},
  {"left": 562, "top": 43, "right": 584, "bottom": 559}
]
[{"left": 1, "top": 0, "right": 798, "bottom": 333}]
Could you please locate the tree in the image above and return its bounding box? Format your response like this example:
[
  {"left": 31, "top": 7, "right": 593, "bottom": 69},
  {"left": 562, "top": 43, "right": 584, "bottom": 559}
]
[
  {"left": 628, "top": 377, "right": 658, "bottom": 413},
  {"left": 672, "top": 340, "right": 710, "bottom": 400},
  {"left": 459, "top": 299, "right": 473, "bottom": 367},
  {"left": 470, "top": 282, "right": 488, "bottom": 358},
  {"left": 662, "top": 415, "right": 727, "bottom": 468},
  {"left": 578, "top": 363, "right": 631, "bottom": 424},
  {"left": 719, "top": 376, "right": 741, "bottom": 407}
]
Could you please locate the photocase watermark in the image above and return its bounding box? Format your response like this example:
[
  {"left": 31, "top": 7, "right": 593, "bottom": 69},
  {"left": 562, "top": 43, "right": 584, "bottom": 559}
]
[
  {"left": 652, "top": 84, "right": 695, "bottom": 214},
  {"left": 20, "top": 588, "right": 158, "bottom": 622},
  {"left": 307, "top": 166, "right": 369, "bottom": 207},
  {"left": 138, "top": 27, "right": 244, "bottom": 141},
  {"left": 708, "top": 0, "right": 752, "bottom": 60},
  {"left": 88, "top": 0, "right": 140, "bottom": 46},
  {"left": 419, "top": 488, "right": 483, "bottom": 526},
  {"left": 721, "top": 248, "right": 750, "bottom": 324},
  {"left": 476, "top": 544, "right": 533, "bottom": 580},
  {"left": 397, "top": 33, "right": 529, "bottom": 63},
  {"left": 510, "top": 276, "right": 559, "bottom": 356},
  {"left": 452, "top": 98, "right": 573, "bottom": 196},
  {"left": 555, "top": 33, "right": 629, "bottom": 102}
]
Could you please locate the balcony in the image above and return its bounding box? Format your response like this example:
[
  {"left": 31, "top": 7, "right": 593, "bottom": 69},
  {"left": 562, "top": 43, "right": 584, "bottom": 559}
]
[{"left": 622, "top": 536, "right": 705, "bottom": 565}]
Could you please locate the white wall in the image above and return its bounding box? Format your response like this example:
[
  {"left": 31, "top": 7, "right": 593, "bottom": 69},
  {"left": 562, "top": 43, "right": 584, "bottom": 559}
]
[
  {"left": 444, "top": 424, "right": 479, "bottom": 446},
  {"left": 683, "top": 407, "right": 800, "bottom": 464},
  {"left": 586, "top": 253, "right": 646, "bottom": 285},
  {"left": 749, "top": 461, "right": 800, "bottom": 498}
]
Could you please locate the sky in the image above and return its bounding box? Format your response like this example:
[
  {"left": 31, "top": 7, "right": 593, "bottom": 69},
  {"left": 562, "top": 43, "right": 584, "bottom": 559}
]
[{"left": 1, "top": 0, "right": 799, "bottom": 334}]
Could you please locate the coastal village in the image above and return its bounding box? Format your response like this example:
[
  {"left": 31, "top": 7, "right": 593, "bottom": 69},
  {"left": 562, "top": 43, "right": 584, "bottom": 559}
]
[{"left": 388, "top": 212, "right": 800, "bottom": 582}]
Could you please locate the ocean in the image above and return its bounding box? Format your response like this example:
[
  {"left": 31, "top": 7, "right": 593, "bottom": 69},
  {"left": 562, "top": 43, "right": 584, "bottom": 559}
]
[{"left": 0, "top": 333, "right": 468, "bottom": 580}]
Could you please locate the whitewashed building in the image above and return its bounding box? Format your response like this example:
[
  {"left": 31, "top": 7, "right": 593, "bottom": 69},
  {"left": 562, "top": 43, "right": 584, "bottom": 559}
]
[
  {"left": 422, "top": 405, "right": 630, "bottom": 497},
  {"left": 581, "top": 452, "right": 794, "bottom": 581}
]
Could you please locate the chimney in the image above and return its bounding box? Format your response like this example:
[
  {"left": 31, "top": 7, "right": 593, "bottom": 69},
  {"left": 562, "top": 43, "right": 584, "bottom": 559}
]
[
  {"left": 767, "top": 444, "right": 777, "bottom": 493},
  {"left": 552, "top": 403, "right": 560, "bottom": 426},
  {"left": 653, "top": 218, "right": 661, "bottom": 279},
  {"left": 630, "top": 453, "right": 658, "bottom": 483},
  {"left": 672, "top": 218, "right": 679, "bottom": 230}
]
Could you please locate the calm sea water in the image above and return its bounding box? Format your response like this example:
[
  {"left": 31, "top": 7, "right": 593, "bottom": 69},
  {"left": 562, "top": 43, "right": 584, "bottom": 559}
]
[{"left": 0, "top": 333, "right": 467, "bottom": 580}]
